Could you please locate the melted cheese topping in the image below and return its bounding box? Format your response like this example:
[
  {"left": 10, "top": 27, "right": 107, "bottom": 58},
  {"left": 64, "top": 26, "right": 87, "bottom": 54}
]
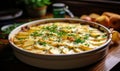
[{"left": 12, "top": 22, "right": 108, "bottom": 55}]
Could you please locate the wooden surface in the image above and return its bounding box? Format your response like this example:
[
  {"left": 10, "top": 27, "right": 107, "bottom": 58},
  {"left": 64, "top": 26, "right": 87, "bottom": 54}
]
[
  {"left": 89, "top": 42, "right": 120, "bottom": 71},
  {"left": 0, "top": 26, "right": 120, "bottom": 71}
]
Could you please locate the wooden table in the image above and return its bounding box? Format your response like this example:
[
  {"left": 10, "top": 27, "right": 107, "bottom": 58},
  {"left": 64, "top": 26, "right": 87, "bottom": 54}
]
[{"left": 0, "top": 18, "right": 120, "bottom": 71}]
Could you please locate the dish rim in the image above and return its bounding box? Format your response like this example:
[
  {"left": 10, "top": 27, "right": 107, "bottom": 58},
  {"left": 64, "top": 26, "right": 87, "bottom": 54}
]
[{"left": 8, "top": 18, "right": 112, "bottom": 57}]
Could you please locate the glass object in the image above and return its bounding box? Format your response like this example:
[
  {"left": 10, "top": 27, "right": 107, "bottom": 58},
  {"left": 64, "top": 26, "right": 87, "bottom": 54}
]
[{"left": 52, "top": 3, "right": 66, "bottom": 18}]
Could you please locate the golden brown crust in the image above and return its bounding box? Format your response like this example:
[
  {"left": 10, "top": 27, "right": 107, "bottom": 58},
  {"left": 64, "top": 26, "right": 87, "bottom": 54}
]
[{"left": 102, "top": 12, "right": 120, "bottom": 30}]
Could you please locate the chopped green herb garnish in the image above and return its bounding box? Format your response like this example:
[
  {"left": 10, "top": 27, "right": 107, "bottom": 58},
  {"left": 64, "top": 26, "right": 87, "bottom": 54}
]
[
  {"left": 67, "top": 33, "right": 75, "bottom": 36},
  {"left": 17, "top": 38, "right": 26, "bottom": 40},
  {"left": 102, "top": 34, "right": 107, "bottom": 38},
  {"left": 38, "top": 41, "right": 46, "bottom": 46},
  {"left": 84, "top": 34, "right": 89, "bottom": 39},
  {"left": 31, "top": 32, "right": 43, "bottom": 36},
  {"left": 43, "top": 24, "right": 58, "bottom": 33},
  {"left": 84, "top": 43, "right": 90, "bottom": 46},
  {"left": 74, "top": 38, "right": 85, "bottom": 44},
  {"left": 57, "top": 31, "right": 67, "bottom": 37}
]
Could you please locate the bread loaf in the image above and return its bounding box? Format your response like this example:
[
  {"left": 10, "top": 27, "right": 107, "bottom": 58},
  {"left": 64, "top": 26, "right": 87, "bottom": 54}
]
[{"left": 102, "top": 12, "right": 120, "bottom": 31}]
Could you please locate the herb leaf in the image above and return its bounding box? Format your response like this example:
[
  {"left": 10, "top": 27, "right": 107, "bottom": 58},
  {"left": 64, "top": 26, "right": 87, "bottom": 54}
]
[
  {"left": 74, "top": 38, "right": 85, "bottom": 44},
  {"left": 38, "top": 41, "right": 46, "bottom": 46}
]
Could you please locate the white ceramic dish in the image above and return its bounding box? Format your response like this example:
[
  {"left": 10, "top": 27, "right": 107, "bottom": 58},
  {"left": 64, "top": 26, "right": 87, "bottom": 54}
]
[
  {"left": 0, "top": 9, "right": 23, "bottom": 20},
  {"left": 8, "top": 18, "right": 112, "bottom": 70},
  {"left": 1, "top": 24, "right": 21, "bottom": 34},
  {"left": 1, "top": 24, "right": 13, "bottom": 31}
]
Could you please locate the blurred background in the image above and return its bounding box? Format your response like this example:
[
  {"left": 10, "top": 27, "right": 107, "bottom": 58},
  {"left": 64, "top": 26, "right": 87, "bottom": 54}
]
[
  {"left": 0, "top": 0, "right": 120, "bottom": 29},
  {"left": 0, "top": 0, "right": 120, "bottom": 17}
]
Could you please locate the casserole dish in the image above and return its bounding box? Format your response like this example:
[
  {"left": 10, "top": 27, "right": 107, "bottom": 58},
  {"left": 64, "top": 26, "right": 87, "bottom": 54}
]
[{"left": 8, "top": 18, "right": 112, "bottom": 69}]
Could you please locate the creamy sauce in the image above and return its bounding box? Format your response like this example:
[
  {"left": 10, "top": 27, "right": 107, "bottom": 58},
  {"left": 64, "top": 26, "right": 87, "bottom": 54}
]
[{"left": 12, "top": 22, "right": 108, "bottom": 55}]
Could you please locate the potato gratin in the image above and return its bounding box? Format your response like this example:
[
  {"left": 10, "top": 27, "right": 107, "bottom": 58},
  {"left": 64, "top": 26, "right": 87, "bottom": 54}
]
[{"left": 12, "top": 22, "right": 108, "bottom": 55}]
